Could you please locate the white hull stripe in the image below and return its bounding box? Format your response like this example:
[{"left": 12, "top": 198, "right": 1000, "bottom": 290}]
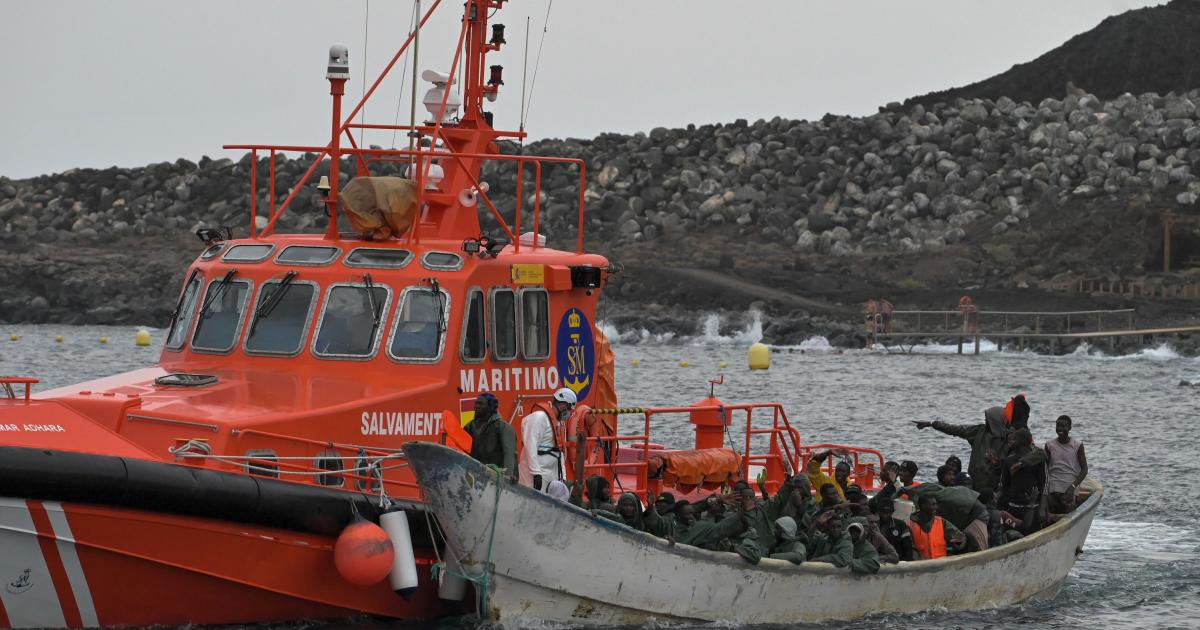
[
  {"left": 0, "top": 498, "right": 67, "bottom": 628},
  {"left": 45, "top": 502, "right": 99, "bottom": 627}
]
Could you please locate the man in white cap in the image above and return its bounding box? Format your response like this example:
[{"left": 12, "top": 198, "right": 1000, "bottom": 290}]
[{"left": 519, "top": 388, "right": 577, "bottom": 491}]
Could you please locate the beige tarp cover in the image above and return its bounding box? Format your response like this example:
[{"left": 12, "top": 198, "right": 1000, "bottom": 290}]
[{"left": 338, "top": 176, "right": 419, "bottom": 239}]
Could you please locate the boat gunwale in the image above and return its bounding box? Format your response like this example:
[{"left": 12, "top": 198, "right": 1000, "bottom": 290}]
[{"left": 409, "top": 441, "right": 1103, "bottom": 577}]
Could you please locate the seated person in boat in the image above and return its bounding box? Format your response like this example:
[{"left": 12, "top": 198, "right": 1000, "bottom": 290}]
[
  {"left": 812, "top": 482, "right": 853, "bottom": 525},
  {"left": 909, "top": 494, "right": 966, "bottom": 559},
  {"left": 912, "top": 394, "right": 1030, "bottom": 493},
  {"left": 846, "top": 519, "right": 882, "bottom": 574},
  {"left": 865, "top": 514, "right": 900, "bottom": 564},
  {"left": 844, "top": 484, "right": 871, "bottom": 516},
  {"left": 945, "top": 455, "right": 972, "bottom": 487},
  {"left": 740, "top": 475, "right": 813, "bottom": 556},
  {"left": 874, "top": 498, "right": 915, "bottom": 562},
  {"left": 834, "top": 460, "right": 853, "bottom": 496},
  {"left": 1043, "top": 415, "right": 1087, "bottom": 520},
  {"left": 978, "top": 488, "right": 1021, "bottom": 546},
  {"left": 594, "top": 493, "right": 673, "bottom": 538},
  {"left": 806, "top": 449, "right": 847, "bottom": 501},
  {"left": 654, "top": 492, "right": 676, "bottom": 517},
  {"left": 701, "top": 494, "right": 727, "bottom": 522},
  {"left": 808, "top": 513, "right": 853, "bottom": 566},
  {"left": 583, "top": 475, "right": 614, "bottom": 512},
  {"left": 999, "top": 427, "right": 1047, "bottom": 534},
  {"left": 666, "top": 499, "right": 749, "bottom": 551},
  {"left": 765, "top": 516, "right": 807, "bottom": 564},
  {"left": 898, "top": 459, "right": 919, "bottom": 487},
  {"left": 867, "top": 461, "right": 902, "bottom": 511},
  {"left": 464, "top": 393, "right": 517, "bottom": 479},
  {"left": 937, "top": 464, "right": 959, "bottom": 487},
  {"left": 900, "top": 481, "right": 991, "bottom": 551}
]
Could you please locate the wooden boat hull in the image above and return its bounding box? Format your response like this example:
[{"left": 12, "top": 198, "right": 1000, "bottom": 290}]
[
  {"left": 0, "top": 497, "right": 448, "bottom": 627},
  {"left": 405, "top": 441, "right": 1103, "bottom": 626}
]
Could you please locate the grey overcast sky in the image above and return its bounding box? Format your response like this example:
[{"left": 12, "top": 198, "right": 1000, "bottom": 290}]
[{"left": 0, "top": 0, "right": 1164, "bottom": 179}]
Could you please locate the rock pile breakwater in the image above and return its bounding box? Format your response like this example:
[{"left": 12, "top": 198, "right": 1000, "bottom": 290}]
[{"left": 4, "top": 86, "right": 1198, "bottom": 260}]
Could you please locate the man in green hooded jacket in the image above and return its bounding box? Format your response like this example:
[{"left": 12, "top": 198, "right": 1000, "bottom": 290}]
[
  {"left": 665, "top": 501, "right": 748, "bottom": 549},
  {"left": 767, "top": 516, "right": 807, "bottom": 564},
  {"left": 465, "top": 393, "right": 517, "bottom": 477},
  {"left": 808, "top": 513, "right": 853, "bottom": 566},
  {"left": 595, "top": 493, "right": 669, "bottom": 537},
  {"left": 846, "top": 519, "right": 881, "bottom": 574},
  {"left": 912, "top": 395, "right": 1030, "bottom": 492}
]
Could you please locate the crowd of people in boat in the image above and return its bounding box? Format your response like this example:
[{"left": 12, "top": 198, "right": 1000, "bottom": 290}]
[{"left": 461, "top": 390, "right": 1089, "bottom": 574}]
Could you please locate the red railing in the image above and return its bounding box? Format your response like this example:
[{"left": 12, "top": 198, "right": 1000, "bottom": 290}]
[
  {"left": 226, "top": 144, "right": 590, "bottom": 254},
  {"left": 578, "top": 402, "right": 827, "bottom": 503},
  {"left": 0, "top": 376, "right": 38, "bottom": 401}
]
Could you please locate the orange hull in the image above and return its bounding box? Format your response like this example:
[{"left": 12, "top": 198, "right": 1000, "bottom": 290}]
[{"left": 0, "top": 498, "right": 450, "bottom": 627}]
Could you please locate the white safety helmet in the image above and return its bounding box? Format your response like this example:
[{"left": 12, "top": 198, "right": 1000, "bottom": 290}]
[{"left": 552, "top": 388, "right": 578, "bottom": 405}]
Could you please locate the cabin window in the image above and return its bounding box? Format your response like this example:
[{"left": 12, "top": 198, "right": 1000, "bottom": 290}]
[
  {"left": 199, "top": 243, "right": 226, "bottom": 260},
  {"left": 221, "top": 244, "right": 275, "bottom": 263},
  {"left": 388, "top": 287, "right": 449, "bottom": 361},
  {"left": 521, "top": 289, "right": 550, "bottom": 360},
  {"left": 461, "top": 289, "right": 487, "bottom": 362},
  {"left": 491, "top": 289, "right": 518, "bottom": 360},
  {"left": 316, "top": 452, "right": 344, "bottom": 487},
  {"left": 245, "top": 449, "right": 279, "bottom": 478},
  {"left": 244, "top": 278, "right": 317, "bottom": 356},
  {"left": 165, "top": 273, "right": 203, "bottom": 351},
  {"left": 275, "top": 245, "right": 339, "bottom": 266},
  {"left": 313, "top": 284, "right": 391, "bottom": 358},
  {"left": 344, "top": 247, "right": 413, "bottom": 269},
  {"left": 191, "top": 277, "right": 252, "bottom": 353},
  {"left": 420, "top": 251, "right": 464, "bottom": 271}
]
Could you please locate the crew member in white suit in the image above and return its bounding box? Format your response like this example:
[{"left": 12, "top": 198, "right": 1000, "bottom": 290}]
[{"left": 519, "top": 388, "right": 577, "bottom": 491}]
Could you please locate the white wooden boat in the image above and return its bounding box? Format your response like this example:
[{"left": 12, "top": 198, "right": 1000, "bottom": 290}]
[{"left": 405, "top": 441, "right": 1103, "bottom": 626}]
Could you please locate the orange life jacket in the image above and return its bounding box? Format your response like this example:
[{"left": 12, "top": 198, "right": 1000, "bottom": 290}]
[{"left": 911, "top": 516, "right": 947, "bottom": 559}]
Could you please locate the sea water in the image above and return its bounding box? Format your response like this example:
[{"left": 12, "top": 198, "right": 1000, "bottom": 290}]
[{"left": 2, "top": 322, "right": 1199, "bottom": 629}]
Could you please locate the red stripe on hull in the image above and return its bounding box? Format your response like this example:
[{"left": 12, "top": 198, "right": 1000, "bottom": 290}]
[
  {"left": 0, "top": 596, "right": 10, "bottom": 628},
  {"left": 26, "top": 502, "right": 83, "bottom": 628},
  {"left": 52, "top": 502, "right": 457, "bottom": 626}
]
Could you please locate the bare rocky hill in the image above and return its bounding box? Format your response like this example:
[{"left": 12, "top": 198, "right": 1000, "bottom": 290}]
[{"left": 903, "top": 0, "right": 1200, "bottom": 109}]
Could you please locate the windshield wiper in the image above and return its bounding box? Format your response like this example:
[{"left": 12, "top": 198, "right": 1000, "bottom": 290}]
[
  {"left": 196, "top": 270, "right": 237, "bottom": 321},
  {"left": 167, "top": 268, "right": 201, "bottom": 332},
  {"left": 256, "top": 271, "right": 298, "bottom": 319},
  {"left": 426, "top": 277, "right": 446, "bottom": 333},
  {"left": 363, "top": 273, "right": 384, "bottom": 340},
  {"left": 248, "top": 271, "right": 298, "bottom": 336}
]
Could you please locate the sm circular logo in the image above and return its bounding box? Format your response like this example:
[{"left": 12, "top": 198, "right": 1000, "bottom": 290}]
[{"left": 555, "top": 307, "right": 595, "bottom": 402}]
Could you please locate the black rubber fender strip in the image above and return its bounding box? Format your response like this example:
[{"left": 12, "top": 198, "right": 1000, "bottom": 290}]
[{"left": 0, "top": 446, "right": 430, "bottom": 539}]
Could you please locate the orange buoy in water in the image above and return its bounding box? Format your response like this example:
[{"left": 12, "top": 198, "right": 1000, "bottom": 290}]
[{"left": 334, "top": 512, "right": 395, "bottom": 586}]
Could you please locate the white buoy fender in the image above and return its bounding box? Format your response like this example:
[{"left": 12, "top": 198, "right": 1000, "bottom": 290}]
[
  {"left": 380, "top": 509, "right": 419, "bottom": 598},
  {"left": 437, "top": 548, "right": 468, "bottom": 602}
]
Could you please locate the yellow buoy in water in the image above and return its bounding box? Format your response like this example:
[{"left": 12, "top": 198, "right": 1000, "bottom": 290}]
[
  {"left": 135, "top": 330, "right": 151, "bottom": 347},
  {"left": 99, "top": 337, "right": 109, "bottom": 344},
  {"left": 55, "top": 335, "right": 63, "bottom": 343},
  {"left": 631, "top": 359, "right": 641, "bottom": 367},
  {"left": 9, "top": 335, "right": 17, "bottom": 342},
  {"left": 748, "top": 342, "right": 770, "bottom": 370},
  {"left": 719, "top": 361, "right": 728, "bottom": 369},
  {"left": 679, "top": 360, "right": 689, "bottom": 368}
]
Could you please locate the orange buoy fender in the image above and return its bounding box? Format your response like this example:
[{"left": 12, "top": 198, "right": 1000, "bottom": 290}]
[
  {"left": 334, "top": 515, "right": 395, "bottom": 586},
  {"left": 380, "top": 509, "right": 419, "bottom": 598}
]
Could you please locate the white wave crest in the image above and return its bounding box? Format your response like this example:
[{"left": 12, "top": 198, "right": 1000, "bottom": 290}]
[{"left": 694, "top": 310, "right": 763, "bottom": 346}]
